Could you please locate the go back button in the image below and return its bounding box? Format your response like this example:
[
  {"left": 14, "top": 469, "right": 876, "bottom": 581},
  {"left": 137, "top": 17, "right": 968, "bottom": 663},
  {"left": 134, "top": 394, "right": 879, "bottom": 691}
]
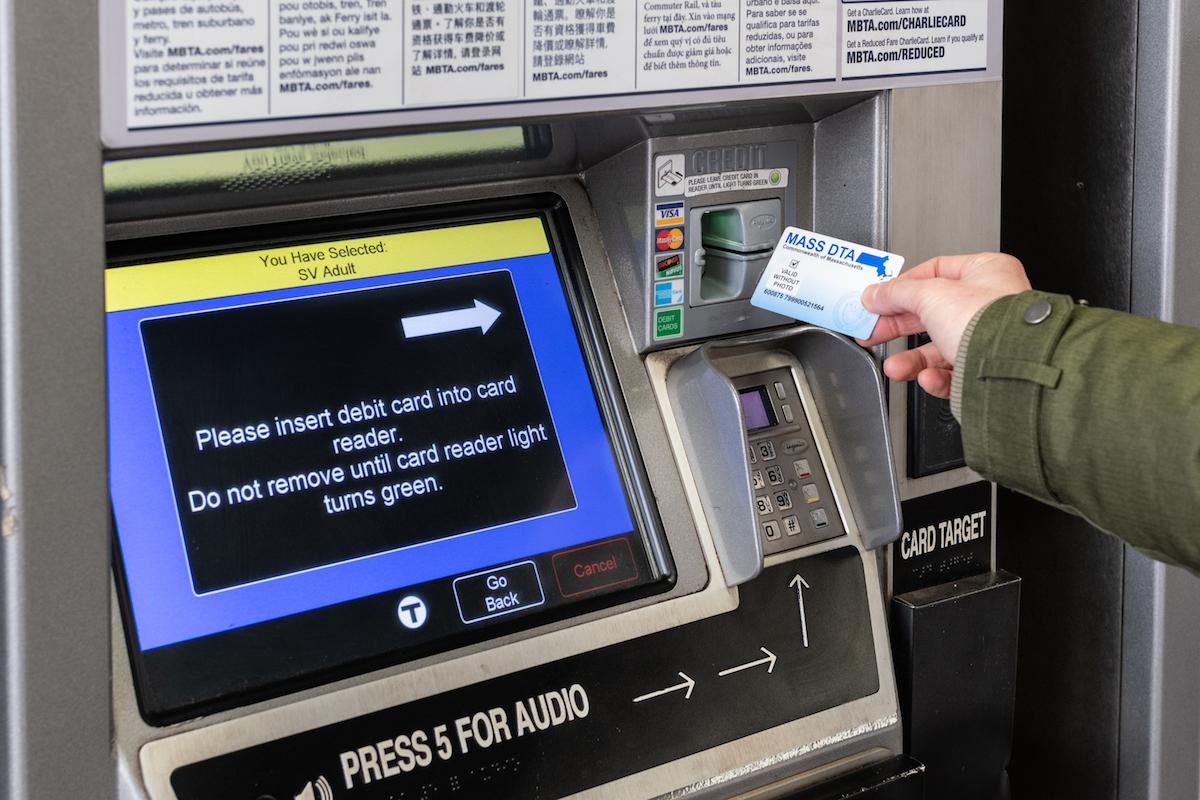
[
  {"left": 552, "top": 538, "right": 640, "bottom": 598},
  {"left": 453, "top": 561, "right": 545, "bottom": 624}
]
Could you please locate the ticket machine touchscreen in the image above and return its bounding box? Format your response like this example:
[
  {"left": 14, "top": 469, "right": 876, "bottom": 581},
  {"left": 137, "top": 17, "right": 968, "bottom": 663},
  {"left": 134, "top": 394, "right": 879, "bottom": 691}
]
[{"left": 106, "top": 213, "right": 669, "bottom": 722}]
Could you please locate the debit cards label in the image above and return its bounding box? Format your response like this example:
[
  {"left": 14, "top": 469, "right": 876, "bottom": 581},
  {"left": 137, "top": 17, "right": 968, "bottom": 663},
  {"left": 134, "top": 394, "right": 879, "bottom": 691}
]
[{"left": 750, "top": 227, "right": 903, "bottom": 339}]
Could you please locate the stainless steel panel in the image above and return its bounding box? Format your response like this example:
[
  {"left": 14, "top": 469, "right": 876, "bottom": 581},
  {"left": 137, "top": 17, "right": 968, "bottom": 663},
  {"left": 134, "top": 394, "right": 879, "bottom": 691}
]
[
  {"left": 885, "top": 82, "right": 1000, "bottom": 502},
  {"left": 0, "top": 0, "right": 110, "bottom": 797},
  {"left": 1123, "top": 1, "right": 1200, "bottom": 798}
]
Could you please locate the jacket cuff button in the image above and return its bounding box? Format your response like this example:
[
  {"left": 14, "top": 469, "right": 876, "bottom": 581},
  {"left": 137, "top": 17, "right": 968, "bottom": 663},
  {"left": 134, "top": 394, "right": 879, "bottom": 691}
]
[{"left": 1023, "top": 298, "right": 1053, "bottom": 325}]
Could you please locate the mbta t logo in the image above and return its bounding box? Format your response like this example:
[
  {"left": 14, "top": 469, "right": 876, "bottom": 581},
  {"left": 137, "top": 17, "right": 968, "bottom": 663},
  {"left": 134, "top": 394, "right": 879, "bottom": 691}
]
[{"left": 396, "top": 595, "right": 428, "bottom": 629}]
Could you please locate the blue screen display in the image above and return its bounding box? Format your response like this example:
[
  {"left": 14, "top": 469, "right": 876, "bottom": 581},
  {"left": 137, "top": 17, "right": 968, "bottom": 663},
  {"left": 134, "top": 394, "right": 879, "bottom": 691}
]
[{"left": 108, "top": 227, "right": 638, "bottom": 652}]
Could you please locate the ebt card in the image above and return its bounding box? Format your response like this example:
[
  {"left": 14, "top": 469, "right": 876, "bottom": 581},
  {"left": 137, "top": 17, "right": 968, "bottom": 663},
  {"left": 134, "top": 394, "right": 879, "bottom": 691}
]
[{"left": 750, "top": 227, "right": 904, "bottom": 339}]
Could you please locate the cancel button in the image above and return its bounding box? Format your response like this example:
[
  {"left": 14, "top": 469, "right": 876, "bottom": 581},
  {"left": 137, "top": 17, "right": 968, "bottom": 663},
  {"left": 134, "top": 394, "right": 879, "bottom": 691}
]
[
  {"left": 453, "top": 561, "right": 546, "bottom": 624},
  {"left": 552, "top": 538, "right": 640, "bottom": 598}
]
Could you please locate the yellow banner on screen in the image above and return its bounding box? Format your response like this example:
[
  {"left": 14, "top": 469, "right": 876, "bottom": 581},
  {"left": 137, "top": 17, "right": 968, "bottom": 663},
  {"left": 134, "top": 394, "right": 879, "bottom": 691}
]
[{"left": 105, "top": 217, "right": 550, "bottom": 312}]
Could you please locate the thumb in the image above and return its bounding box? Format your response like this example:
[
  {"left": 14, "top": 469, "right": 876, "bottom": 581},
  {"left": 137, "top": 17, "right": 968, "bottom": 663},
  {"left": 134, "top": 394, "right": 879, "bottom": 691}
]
[{"left": 862, "top": 277, "right": 944, "bottom": 316}]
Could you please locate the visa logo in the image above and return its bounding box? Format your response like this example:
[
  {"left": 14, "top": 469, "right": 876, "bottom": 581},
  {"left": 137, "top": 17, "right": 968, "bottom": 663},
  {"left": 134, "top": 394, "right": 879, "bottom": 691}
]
[{"left": 655, "top": 201, "right": 685, "bottom": 228}]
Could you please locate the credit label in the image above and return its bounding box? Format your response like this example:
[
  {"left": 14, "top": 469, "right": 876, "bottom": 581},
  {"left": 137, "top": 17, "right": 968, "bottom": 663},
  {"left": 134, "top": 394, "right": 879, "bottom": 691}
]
[{"left": 750, "top": 227, "right": 903, "bottom": 339}]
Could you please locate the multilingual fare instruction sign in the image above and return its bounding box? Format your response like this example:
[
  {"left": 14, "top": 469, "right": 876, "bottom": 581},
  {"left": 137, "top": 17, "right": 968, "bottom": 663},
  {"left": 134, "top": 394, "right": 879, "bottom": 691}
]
[{"left": 109, "top": 0, "right": 998, "bottom": 145}]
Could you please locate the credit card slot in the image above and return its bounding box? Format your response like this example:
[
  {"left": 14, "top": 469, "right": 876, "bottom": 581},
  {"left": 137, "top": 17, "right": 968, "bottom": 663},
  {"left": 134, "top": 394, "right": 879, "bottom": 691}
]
[{"left": 690, "top": 200, "right": 781, "bottom": 305}]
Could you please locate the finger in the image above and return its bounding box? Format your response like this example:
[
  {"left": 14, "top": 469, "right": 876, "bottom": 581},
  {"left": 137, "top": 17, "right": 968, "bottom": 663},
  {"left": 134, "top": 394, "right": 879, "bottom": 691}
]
[
  {"left": 882, "top": 341, "right": 948, "bottom": 382},
  {"left": 893, "top": 254, "right": 976, "bottom": 282},
  {"left": 856, "top": 312, "right": 925, "bottom": 347},
  {"left": 862, "top": 276, "right": 947, "bottom": 317},
  {"left": 917, "top": 367, "right": 953, "bottom": 399}
]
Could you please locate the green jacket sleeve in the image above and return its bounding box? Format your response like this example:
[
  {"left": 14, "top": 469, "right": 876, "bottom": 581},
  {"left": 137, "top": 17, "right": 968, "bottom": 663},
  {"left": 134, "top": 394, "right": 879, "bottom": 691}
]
[{"left": 949, "top": 290, "right": 1200, "bottom": 573}]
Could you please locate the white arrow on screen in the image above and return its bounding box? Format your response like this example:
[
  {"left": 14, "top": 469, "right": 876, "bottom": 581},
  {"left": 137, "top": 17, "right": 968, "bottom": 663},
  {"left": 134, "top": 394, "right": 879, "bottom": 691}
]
[{"left": 401, "top": 299, "right": 501, "bottom": 339}]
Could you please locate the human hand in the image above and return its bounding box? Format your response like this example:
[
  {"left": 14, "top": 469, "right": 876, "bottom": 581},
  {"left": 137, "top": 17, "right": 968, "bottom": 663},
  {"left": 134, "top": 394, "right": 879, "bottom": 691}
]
[{"left": 855, "top": 253, "right": 1032, "bottom": 399}]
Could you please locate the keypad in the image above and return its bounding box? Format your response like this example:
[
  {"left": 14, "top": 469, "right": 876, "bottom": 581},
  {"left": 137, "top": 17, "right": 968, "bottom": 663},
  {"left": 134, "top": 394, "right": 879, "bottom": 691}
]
[{"left": 738, "top": 367, "right": 846, "bottom": 554}]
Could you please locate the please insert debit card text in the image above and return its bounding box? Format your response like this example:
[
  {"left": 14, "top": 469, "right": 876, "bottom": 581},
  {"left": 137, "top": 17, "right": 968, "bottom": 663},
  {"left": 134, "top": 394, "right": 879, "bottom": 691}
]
[{"left": 750, "top": 227, "right": 904, "bottom": 340}]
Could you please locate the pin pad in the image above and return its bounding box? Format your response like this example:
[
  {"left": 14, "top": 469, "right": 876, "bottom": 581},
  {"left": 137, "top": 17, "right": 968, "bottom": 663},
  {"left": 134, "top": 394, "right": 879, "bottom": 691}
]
[{"left": 735, "top": 368, "right": 846, "bottom": 555}]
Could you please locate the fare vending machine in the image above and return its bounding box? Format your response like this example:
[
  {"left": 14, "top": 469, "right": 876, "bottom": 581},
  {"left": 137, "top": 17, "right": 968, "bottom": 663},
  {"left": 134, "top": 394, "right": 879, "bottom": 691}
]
[{"left": 2, "top": 1, "right": 1015, "bottom": 798}]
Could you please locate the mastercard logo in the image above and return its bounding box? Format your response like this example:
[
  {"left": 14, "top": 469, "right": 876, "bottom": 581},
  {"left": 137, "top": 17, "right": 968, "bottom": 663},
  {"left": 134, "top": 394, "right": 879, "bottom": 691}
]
[{"left": 655, "top": 227, "right": 684, "bottom": 251}]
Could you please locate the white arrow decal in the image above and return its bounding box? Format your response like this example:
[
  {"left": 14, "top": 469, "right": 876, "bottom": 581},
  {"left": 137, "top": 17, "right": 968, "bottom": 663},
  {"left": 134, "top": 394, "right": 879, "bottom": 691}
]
[
  {"left": 632, "top": 672, "right": 695, "bottom": 703},
  {"left": 789, "top": 574, "right": 811, "bottom": 648},
  {"left": 717, "top": 647, "right": 777, "bottom": 677},
  {"left": 401, "top": 299, "right": 501, "bottom": 339}
]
